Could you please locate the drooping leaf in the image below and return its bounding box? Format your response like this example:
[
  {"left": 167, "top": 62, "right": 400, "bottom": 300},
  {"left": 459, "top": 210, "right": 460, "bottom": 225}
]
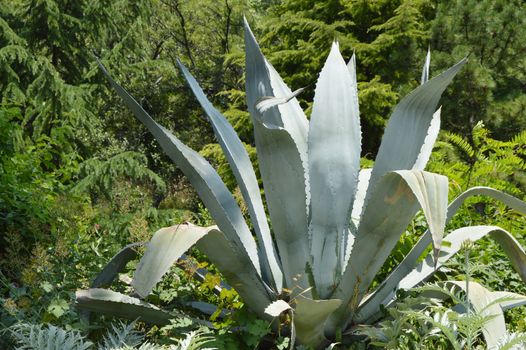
[
  {"left": 97, "top": 59, "right": 261, "bottom": 278},
  {"left": 398, "top": 226, "right": 526, "bottom": 291},
  {"left": 92, "top": 242, "right": 144, "bottom": 288},
  {"left": 365, "top": 59, "right": 466, "bottom": 208},
  {"left": 293, "top": 296, "right": 341, "bottom": 348},
  {"left": 255, "top": 87, "right": 306, "bottom": 113},
  {"left": 308, "top": 42, "right": 361, "bottom": 298},
  {"left": 133, "top": 224, "right": 211, "bottom": 298},
  {"left": 447, "top": 281, "right": 506, "bottom": 349},
  {"left": 177, "top": 61, "right": 283, "bottom": 292},
  {"left": 196, "top": 228, "right": 273, "bottom": 318},
  {"left": 76, "top": 289, "right": 172, "bottom": 325},
  {"left": 330, "top": 170, "right": 447, "bottom": 332},
  {"left": 358, "top": 187, "right": 526, "bottom": 323},
  {"left": 490, "top": 291, "right": 526, "bottom": 311},
  {"left": 244, "top": 19, "right": 310, "bottom": 293}
]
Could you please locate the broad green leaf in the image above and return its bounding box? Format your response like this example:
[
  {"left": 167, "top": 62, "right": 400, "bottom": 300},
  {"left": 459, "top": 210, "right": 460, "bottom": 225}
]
[
  {"left": 76, "top": 289, "right": 172, "bottom": 325},
  {"left": 97, "top": 60, "right": 261, "bottom": 278},
  {"left": 244, "top": 19, "right": 310, "bottom": 293},
  {"left": 177, "top": 60, "right": 283, "bottom": 293},
  {"left": 330, "top": 170, "right": 447, "bottom": 332},
  {"left": 309, "top": 42, "right": 361, "bottom": 298},
  {"left": 264, "top": 300, "right": 291, "bottom": 317},
  {"left": 365, "top": 59, "right": 466, "bottom": 209},
  {"left": 133, "top": 224, "right": 211, "bottom": 298},
  {"left": 92, "top": 242, "right": 144, "bottom": 288},
  {"left": 196, "top": 228, "right": 272, "bottom": 318},
  {"left": 359, "top": 187, "right": 526, "bottom": 323},
  {"left": 294, "top": 296, "right": 341, "bottom": 348},
  {"left": 398, "top": 226, "right": 526, "bottom": 291}
]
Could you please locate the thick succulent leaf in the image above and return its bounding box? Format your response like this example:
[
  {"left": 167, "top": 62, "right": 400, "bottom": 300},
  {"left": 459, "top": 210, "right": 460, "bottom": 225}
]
[
  {"left": 359, "top": 186, "right": 526, "bottom": 322},
  {"left": 448, "top": 281, "right": 506, "bottom": 349},
  {"left": 97, "top": 60, "right": 261, "bottom": 277},
  {"left": 329, "top": 170, "right": 447, "bottom": 332},
  {"left": 350, "top": 169, "right": 372, "bottom": 228},
  {"left": 309, "top": 42, "right": 361, "bottom": 298},
  {"left": 490, "top": 291, "right": 526, "bottom": 311},
  {"left": 294, "top": 296, "right": 342, "bottom": 348},
  {"left": 365, "top": 59, "right": 466, "bottom": 208},
  {"left": 177, "top": 61, "right": 283, "bottom": 292},
  {"left": 398, "top": 226, "right": 526, "bottom": 291},
  {"left": 421, "top": 47, "right": 431, "bottom": 85},
  {"left": 196, "top": 228, "right": 272, "bottom": 319},
  {"left": 132, "top": 224, "right": 210, "bottom": 298},
  {"left": 92, "top": 242, "right": 144, "bottom": 288},
  {"left": 413, "top": 108, "right": 441, "bottom": 170},
  {"left": 244, "top": 19, "right": 310, "bottom": 292},
  {"left": 255, "top": 87, "right": 306, "bottom": 113},
  {"left": 76, "top": 289, "right": 172, "bottom": 325}
]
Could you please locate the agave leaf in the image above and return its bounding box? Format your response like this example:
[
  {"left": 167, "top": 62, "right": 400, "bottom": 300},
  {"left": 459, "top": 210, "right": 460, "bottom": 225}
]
[
  {"left": 398, "top": 226, "right": 526, "bottom": 291},
  {"left": 255, "top": 87, "right": 306, "bottom": 113},
  {"left": 244, "top": 19, "right": 310, "bottom": 292},
  {"left": 413, "top": 108, "right": 441, "bottom": 170},
  {"left": 132, "top": 224, "right": 211, "bottom": 298},
  {"left": 177, "top": 61, "right": 283, "bottom": 292},
  {"left": 490, "top": 291, "right": 526, "bottom": 311},
  {"left": 349, "top": 169, "right": 372, "bottom": 228},
  {"left": 330, "top": 170, "right": 447, "bottom": 331},
  {"left": 421, "top": 47, "right": 431, "bottom": 85},
  {"left": 92, "top": 242, "right": 144, "bottom": 288},
  {"left": 358, "top": 186, "right": 526, "bottom": 323},
  {"left": 196, "top": 228, "right": 272, "bottom": 318},
  {"left": 294, "top": 296, "right": 342, "bottom": 348},
  {"left": 309, "top": 42, "right": 361, "bottom": 298},
  {"left": 365, "top": 58, "right": 466, "bottom": 208},
  {"left": 97, "top": 59, "right": 261, "bottom": 278},
  {"left": 448, "top": 281, "right": 506, "bottom": 349},
  {"left": 76, "top": 289, "right": 172, "bottom": 325}
]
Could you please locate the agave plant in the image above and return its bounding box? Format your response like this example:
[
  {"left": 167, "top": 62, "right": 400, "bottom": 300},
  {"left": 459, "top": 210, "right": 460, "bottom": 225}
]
[{"left": 77, "top": 20, "right": 526, "bottom": 348}]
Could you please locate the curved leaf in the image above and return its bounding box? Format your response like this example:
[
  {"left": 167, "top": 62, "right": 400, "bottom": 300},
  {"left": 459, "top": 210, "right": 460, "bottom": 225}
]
[
  {"left": 294, "top": 296, "right": 341, "bottom": 348},
  {"left": 330, "top": 170, "right": 448, "bottom": 332},
  {"left": 76, "top": 289, "right": 172, "bottom": 325},
  {"left": 365, "top": 59, "right": 466, "bottom": 208},
  {"left": 196, "top": 228, "right": 273, "bottom": 318},
  {"left": 244, "top": 19, "right": 310, "bottom": 292},
  {"left": 309, "top": 42, "right": 361, "bottom": 297},
  {"left": 97, "top": 59, "right": 261, "bottom": 278},
  {"left": 177, "top": 60, "right": 283, "bottom": 292},
  {"left": 398, "top": 226, "right": 526, "bottom": 291},
  {"left": 359, "top": 187, "right": 526, "bottom": 322},
  {"left": 133, "top": 224, "right": 211, "bottom": 298},
  {"left": 448, "top": 281, "right": 506, "bottom": 349},
  {"left": 92, "top": 242, "right": 144, "bottom": 288}
]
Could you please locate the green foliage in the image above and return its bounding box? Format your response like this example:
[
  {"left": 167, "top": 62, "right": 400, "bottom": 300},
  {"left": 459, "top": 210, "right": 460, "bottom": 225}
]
[{"left": 430, "top": 0, "right": 526, "bottom": 139}]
